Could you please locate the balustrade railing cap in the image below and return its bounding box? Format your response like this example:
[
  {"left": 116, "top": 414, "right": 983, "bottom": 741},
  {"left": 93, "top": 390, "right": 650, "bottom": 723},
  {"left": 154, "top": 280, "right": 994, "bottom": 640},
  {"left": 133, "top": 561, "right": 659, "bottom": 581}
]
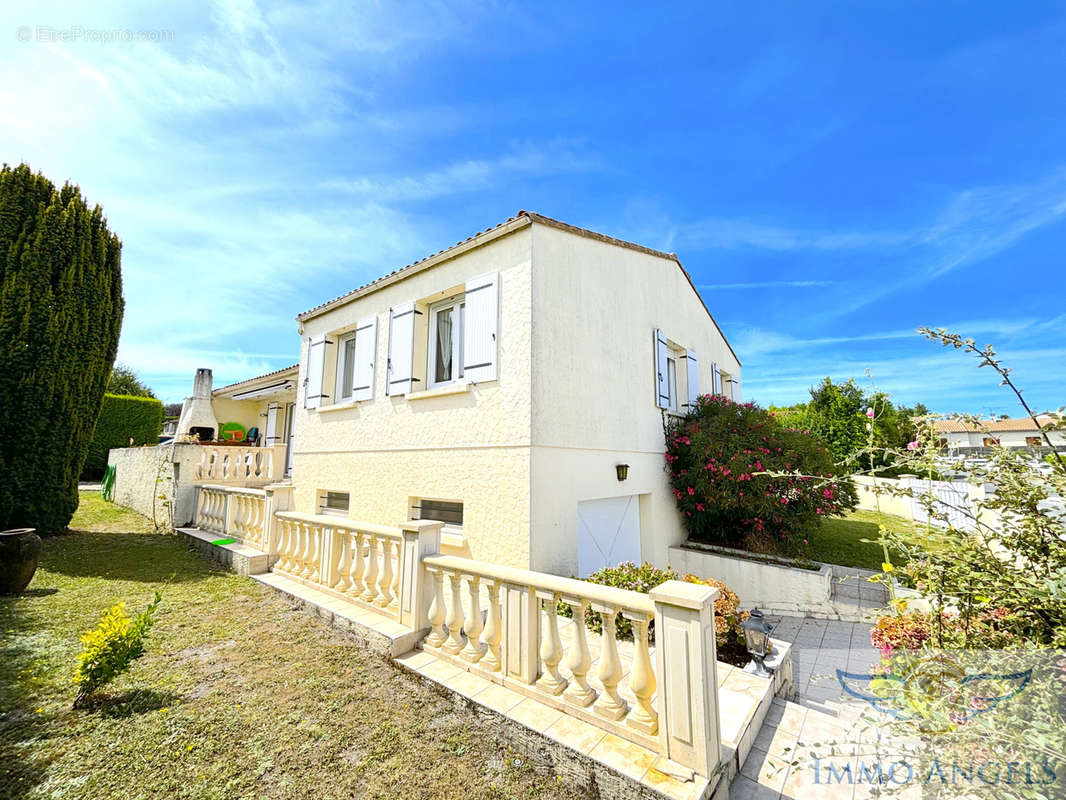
[
  {"left": 401, "top": 519, "right": 444, "bottom": 533},
  {"left": 649, "top": 580, "right": 719, "bottom": 610}
]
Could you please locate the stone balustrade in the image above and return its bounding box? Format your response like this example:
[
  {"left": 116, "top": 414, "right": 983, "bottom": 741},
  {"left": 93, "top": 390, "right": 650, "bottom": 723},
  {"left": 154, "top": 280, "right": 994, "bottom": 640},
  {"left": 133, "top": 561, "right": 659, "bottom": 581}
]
[
  {"left": 271, "top": 513, "right": 428, "bottom": 621},
  {"left": 194, "top": 444, "right": 285, "bottom": 483},
  {"left": 419, "top": 554, "right": 723, "bottom": 777},
  {"left": 194, "top": 484, "right": 269, "bottom": 547},
  {"left": 190, "top": 500, "right": 723, "bottom": 778}
]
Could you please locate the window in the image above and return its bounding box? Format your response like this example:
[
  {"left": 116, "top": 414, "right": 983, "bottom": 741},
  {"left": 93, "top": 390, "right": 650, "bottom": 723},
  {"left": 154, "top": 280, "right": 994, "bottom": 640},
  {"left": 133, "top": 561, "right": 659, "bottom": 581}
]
[
  {"left": 983, "top": 437, "right": 1000, "bottom": 447},
  {"left": 318, "top": 490, "right": 349, "bottom": 516},
  {"left": 1026, "top": 436, "right": 1042, "bottom": 447},
  {"left": 665, "top": 355, "right": 678, "bottom": 412},
  {"left": 427, "top": 296, "right": 465, "bottom": 388},
  {"left": 412, "top": 498, "right": 463, "bottom": 527},
  {"left": 335, "top": 332, "right": 357, "bottom": 402},
  {"left": 654, "top": 329, "right": 698, "bottom": 412}
]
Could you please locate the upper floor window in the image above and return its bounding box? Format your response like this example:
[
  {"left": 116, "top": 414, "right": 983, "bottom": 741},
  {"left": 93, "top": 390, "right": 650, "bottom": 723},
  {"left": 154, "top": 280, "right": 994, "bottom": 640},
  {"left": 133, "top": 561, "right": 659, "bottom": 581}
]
[
  {"left": 428, "top": 296, "right": 466, "bottom": 388},
  {"left": 336, "top": 331, "right": 357, "bottom": 402}
]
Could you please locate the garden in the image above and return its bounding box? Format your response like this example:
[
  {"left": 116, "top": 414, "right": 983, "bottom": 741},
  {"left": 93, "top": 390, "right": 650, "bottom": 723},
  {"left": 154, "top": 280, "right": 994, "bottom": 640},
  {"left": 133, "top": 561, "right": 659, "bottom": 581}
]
[{"left": 0, "top": 493, "right": 583, "bottom": 800}]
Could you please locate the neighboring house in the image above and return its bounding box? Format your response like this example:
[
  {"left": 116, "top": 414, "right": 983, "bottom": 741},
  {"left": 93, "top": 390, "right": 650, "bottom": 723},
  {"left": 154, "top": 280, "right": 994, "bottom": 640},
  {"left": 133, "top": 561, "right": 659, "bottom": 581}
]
[
  {"left": 934, "top": 414, "right": 1065, "bottom": 451},
  {"left": 289, "top": 211, "right": 741, "bottom": 577}
]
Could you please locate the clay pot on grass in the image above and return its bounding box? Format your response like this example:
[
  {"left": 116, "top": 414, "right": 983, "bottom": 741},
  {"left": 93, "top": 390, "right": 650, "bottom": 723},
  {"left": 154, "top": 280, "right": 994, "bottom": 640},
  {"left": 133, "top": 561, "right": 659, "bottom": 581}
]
[{"left": 0, "top": 528, "right": 42, "bottom": 595}]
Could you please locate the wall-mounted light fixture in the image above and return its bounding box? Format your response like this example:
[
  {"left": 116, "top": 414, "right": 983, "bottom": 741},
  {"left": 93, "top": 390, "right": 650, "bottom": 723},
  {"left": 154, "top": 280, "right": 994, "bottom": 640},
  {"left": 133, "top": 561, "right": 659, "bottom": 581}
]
[{"left": 615, "top": 463, "right": 630, "bottom": 481}]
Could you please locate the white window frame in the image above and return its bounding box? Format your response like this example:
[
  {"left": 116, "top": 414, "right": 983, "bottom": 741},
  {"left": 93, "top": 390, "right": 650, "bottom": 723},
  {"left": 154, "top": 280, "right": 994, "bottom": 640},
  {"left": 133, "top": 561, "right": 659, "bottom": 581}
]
[
  {"left": 334, "top": 330, "right": 357, "bottom": 403},
  {"left": 426, "top": 295, "right": 465, "bottom": 389},
  {"left": 665, "top": 355, "right": 678, "bottom": 412}
]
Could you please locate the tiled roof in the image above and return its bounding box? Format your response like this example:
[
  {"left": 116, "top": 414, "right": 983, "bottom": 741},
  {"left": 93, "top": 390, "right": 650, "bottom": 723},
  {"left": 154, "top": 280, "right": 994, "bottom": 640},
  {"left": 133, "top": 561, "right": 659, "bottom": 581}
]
[
  {"left": 213, "top": 363, "right": 299, "bottom": 396},
  {"left": 295, "top": 210, "right": 740, "bottom": 366},
  {"left": 933, "top": 415, "right": 1059, "bottom": 433}
]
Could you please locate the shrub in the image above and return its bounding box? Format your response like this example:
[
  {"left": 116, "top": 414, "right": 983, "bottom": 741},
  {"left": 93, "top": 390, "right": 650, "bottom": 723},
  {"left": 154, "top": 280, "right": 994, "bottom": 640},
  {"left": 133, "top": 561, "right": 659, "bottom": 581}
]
[
  {"left": 0, "top": 163, "right": 123, "bottom": 533},
  {"left": 563, "top": 562, "right": 750, "bottom": 665},
  {"left": 665, "top": 394, "right": 857, "bottom": 552},
  {"left": 81, "top": 393, "right": 164, "bottom": 479},
  {"left": 73, "top": 592, "right": 161, "bottom": 708}
]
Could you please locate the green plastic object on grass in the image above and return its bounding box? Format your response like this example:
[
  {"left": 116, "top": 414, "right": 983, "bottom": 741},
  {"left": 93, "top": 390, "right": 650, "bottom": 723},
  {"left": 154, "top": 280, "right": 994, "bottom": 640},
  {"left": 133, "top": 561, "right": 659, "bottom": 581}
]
[{"left": 101, "top": 465, "right": 116, "bottom": 502}]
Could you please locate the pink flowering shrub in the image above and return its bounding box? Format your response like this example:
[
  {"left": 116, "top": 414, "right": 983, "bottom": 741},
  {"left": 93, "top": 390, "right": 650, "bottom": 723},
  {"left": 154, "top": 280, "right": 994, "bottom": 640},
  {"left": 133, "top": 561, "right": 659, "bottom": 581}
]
[{"left": 665, "top": 394, "right": 857, "bottom": 551}]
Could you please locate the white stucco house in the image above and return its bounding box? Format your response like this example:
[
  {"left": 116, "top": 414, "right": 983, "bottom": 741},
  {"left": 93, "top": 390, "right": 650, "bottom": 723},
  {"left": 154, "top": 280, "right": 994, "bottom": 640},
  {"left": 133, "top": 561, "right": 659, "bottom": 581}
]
[{"left": 290, "top": 211, "right": 740, "bottom": 577}]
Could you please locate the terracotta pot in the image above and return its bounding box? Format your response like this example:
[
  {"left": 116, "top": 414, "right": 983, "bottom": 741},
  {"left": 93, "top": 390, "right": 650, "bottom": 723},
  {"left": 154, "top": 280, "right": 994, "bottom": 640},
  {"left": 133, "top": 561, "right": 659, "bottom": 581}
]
[{"left": 0, "top": 528, "right": 41, "bottom": 595}]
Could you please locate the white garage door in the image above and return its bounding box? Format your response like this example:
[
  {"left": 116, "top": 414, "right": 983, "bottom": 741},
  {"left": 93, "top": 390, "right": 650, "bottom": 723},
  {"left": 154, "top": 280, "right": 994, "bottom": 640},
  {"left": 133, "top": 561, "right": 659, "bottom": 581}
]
[{"left": 577, "top": 495, "right": 641, "bottom": 578}]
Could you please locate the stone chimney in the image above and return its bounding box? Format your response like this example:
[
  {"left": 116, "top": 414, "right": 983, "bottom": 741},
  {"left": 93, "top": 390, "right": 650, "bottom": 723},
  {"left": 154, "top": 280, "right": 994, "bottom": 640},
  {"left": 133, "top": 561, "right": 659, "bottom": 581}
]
[{"left": 175, "top": 368, "right": 219, "bottom": 441}]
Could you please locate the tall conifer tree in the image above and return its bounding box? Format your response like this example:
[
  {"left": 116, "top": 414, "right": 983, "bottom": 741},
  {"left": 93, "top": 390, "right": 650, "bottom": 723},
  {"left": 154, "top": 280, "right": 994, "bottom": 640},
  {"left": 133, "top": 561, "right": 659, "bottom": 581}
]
[{"left": 0, "top": 163, "right": 123, "bottom": 532}]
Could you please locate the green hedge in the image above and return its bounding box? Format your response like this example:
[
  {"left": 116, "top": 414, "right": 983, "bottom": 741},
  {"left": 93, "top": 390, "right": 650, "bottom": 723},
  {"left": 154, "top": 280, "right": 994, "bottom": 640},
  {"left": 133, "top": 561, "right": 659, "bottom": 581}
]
[{"left": 82, "top": 394, "right": 164, "bottom": 479}]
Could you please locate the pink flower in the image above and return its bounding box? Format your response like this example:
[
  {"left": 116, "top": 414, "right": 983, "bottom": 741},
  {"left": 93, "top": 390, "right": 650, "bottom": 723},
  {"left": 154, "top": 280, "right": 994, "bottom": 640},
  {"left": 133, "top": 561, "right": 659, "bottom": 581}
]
[
  {"left": 906, "top": 441, "right": 919, "bottom": 451},
  {"left": 816, "top": 507, "right": 823, "bottom": 515},
  {"left": 866, "top": 408, "right": 875, "bottom": 418},
  {"left": 802, "top": 539, "right": 808, "bottom": 544},
  {"left": 696, "top": 503, "right": 705, "bottom": 512},
  {"left": 686, "top": 486, "right": 695, "bottom": 495}
]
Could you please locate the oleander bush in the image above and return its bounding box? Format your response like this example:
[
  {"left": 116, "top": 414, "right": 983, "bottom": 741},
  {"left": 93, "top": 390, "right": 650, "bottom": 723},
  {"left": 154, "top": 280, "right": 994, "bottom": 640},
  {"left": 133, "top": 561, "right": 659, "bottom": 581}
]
[{"left": 664, "top": 394, "right": 857, "bottom": 554}]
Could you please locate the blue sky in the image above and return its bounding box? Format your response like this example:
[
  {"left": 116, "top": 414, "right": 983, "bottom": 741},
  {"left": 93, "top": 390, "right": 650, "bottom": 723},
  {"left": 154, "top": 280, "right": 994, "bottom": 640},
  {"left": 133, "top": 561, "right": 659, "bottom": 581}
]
[{"left": 2, "top": 1, "right": 1064, "bottom": 414}]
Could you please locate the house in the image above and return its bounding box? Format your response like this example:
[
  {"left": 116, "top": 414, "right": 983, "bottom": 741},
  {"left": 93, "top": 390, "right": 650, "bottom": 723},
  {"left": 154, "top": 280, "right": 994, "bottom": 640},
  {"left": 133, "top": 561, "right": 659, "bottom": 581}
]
[
  {"left": 290, "top": 211, "right": 740, "bottom": 578},
  {"left": 111, "top": 211, "right": 740, "bottom": 579},
  {"left": 933, "top": 414, "right": 1065, "bottom": 452}
]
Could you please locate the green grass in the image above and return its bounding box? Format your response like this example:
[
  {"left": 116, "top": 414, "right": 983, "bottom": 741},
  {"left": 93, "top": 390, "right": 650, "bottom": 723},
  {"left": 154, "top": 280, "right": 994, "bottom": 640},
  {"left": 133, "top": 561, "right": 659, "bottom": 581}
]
[
  {"left": 804, "top": 509, "right": 915, "bottom": 571},
  {"left": 1, "top": 493, "right": 579, "bottom": 800}
]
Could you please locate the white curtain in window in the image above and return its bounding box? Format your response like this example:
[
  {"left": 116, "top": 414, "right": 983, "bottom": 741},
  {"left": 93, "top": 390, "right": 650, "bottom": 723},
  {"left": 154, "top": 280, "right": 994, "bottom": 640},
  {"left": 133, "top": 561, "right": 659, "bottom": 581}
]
[{"left": 436, "top": 306, "right": 453, "bottom": 382}]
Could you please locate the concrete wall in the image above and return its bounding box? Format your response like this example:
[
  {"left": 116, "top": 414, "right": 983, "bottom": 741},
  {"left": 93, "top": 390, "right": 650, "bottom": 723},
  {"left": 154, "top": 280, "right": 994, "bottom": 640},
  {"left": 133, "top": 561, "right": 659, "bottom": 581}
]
[
  {"left": 107, "top": 443, "right": 204, "bottom": 527},
  {"left": 294, "top": 228, "right": 534, "bottom": 568},
  {"left": 528, "top": 224, "right": 741, "bottom": 575},
  {"left": 852, "top": 475, "right": 915, "bottom": 518},
  {"left": 668, "top": 544, "right": 833, "bottom": 616}
]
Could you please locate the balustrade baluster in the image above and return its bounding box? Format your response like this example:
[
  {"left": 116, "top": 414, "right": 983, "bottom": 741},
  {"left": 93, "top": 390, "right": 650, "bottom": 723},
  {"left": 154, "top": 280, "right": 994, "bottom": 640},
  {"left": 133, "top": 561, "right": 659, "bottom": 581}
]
[
  {"left": 426, "top": 568, "right": 447, "bottom": 648},
  {"left": 361, "top": 535, "right": 379, "bottom": 602},
  {"left": 624, "top": 611, "right": 658, "bottom": 734},
  {"left": 593, "top": 605, "right": 628, "bottom": 720},
  {"left": 334, "top": 528, "right": 352, "bottom": 592},
  {"left": 388, "top": 540, "right": 401, "bottom": 611},
  {"left": 536, "top": 593, "right": 568, "bottom": 695},
  {"left": 563, "top": 598, "right": 596, "bottom": 706},
  {"left": 309, "top": 524, "right": 321, "bottom": 581},
  {"left": 299, "top": 522, "right": 314, "bottom": 579},
  {"left": 443, "top": 572, "right": 466, "bottom": 655},
  {"left": 347, "top": 532, "right": 365, "bottom": 597},
  {"left": 480, "top": 580, "right": 503, "bottom": 671},
  {"left": 278, "top": 520, "right": 293, "bottom": 571},
  {"left": 375, "top": 536, "right": 394, "bottom": 607},
  {"left": 460, "top": 575, "right": 485, "bottom": 662}
]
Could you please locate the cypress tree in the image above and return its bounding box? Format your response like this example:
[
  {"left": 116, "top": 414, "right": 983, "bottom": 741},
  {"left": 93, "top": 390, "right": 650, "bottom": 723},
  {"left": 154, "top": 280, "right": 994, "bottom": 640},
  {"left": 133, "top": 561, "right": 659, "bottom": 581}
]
[{"left": 0, "top": 163, "right": 123, "bottom": 532}]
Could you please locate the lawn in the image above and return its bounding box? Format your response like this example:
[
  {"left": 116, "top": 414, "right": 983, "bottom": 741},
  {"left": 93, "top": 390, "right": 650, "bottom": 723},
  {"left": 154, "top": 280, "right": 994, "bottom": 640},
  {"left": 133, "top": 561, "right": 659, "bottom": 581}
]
[
  {"left": 1, "top": 493, "right": 581, "bottom": 800},
  {"left": 804, "top": 509, "right": 916, "bottom": 571}
]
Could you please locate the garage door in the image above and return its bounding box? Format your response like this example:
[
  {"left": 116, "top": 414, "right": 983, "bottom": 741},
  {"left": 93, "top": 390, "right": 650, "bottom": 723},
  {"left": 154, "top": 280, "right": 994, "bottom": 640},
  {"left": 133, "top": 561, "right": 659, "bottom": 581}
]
[{"left": 577, "top": 495, "right": 641, "bottom": 577}]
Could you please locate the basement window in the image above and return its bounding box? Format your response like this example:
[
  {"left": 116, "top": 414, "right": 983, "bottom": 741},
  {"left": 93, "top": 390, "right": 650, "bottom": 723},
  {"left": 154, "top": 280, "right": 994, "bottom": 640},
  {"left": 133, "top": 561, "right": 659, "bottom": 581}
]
[
  {"left": 318, "top": 490, "right": 350, "bottom": 517},
  {"left": 411, "top": 498, "right": 464, "bottom": 528}
]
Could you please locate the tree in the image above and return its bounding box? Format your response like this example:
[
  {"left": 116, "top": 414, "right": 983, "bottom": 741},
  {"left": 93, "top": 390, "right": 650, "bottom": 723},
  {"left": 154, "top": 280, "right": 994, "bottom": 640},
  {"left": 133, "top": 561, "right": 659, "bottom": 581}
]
[
  {"left": 107, "top": 364, "right": 155, "bottom": 398},
  {"left": 0, "top": 163, "right": 123, "bottom": 532},
  {"left": 805, "top": 377, "right": 868, "bottom": 466}
]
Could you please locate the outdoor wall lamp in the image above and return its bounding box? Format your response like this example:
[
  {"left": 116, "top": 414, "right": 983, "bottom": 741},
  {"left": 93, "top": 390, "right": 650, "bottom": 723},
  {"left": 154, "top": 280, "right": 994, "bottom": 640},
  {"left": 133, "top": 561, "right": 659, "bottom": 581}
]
[
  {"left": 741, "top": 608, "right": 776, "bottom": 677},
  {"left": 615, "top": 463, "right": 630, "bottom": 481}
]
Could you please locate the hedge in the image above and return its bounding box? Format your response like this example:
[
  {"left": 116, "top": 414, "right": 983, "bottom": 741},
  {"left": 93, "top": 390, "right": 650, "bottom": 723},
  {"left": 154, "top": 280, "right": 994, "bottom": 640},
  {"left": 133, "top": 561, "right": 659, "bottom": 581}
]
[{"left": 82, "top": 394, "right": 164, "bottom": 479}]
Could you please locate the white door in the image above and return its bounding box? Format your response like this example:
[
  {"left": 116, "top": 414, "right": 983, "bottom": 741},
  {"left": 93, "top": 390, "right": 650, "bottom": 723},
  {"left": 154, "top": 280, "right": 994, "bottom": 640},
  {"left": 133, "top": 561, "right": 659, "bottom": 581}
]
[{"left": 577, "top": 495, "right": 641, "bottom": 577}]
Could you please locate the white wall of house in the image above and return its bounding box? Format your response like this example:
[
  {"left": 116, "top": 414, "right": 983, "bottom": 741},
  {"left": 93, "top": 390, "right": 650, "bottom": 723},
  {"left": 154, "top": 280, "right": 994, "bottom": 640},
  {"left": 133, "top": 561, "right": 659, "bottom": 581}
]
[
  {"left": 527, "top": 224, "right": 741, "bottom": 575},
  {"left": 293, "top": 226, "right": 534, "bottom": 569}
]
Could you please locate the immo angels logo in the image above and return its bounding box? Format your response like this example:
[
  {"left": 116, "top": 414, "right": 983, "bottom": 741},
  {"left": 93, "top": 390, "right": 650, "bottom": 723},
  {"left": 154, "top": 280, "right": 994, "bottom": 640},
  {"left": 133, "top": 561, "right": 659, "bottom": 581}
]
[{"left": 837, "top": 654, "right": 1031, "bottom": 734}]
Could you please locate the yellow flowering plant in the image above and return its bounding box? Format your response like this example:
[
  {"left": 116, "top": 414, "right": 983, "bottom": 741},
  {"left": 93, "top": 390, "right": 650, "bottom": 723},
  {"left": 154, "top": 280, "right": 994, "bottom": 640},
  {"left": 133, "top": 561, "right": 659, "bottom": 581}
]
[{"left": 73, "top": 591, "right": 161, "bottom": 708}]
